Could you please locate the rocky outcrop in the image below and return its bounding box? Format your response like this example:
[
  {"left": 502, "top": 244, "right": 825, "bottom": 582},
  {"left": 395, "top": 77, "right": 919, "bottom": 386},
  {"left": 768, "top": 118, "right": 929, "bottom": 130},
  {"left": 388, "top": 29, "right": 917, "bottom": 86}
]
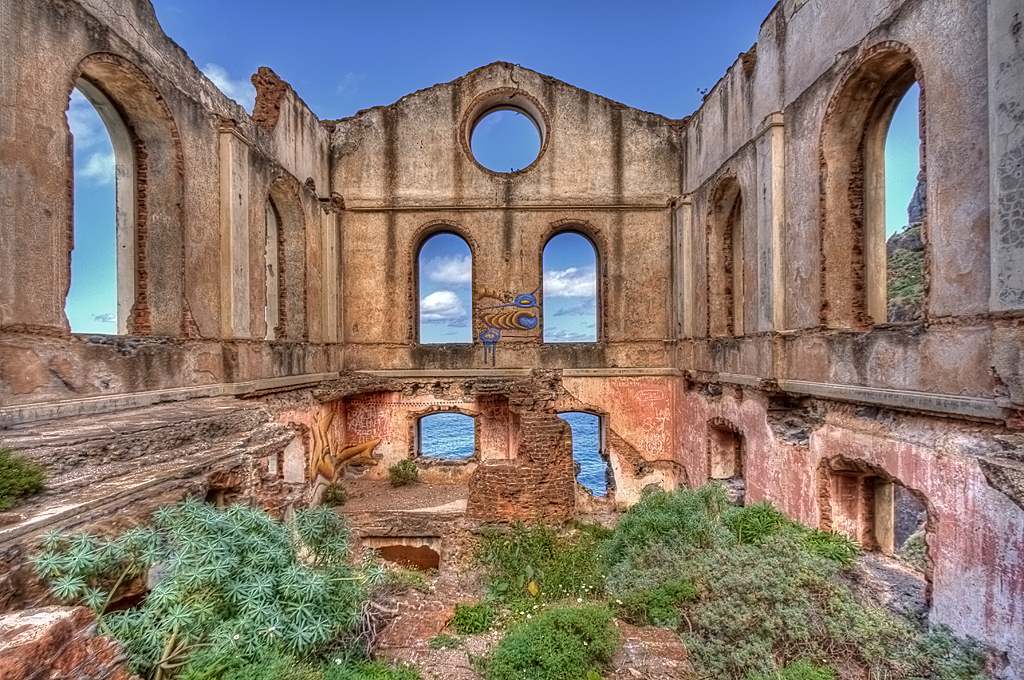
[
  {"left": 0, "top": 607, "right": 133, "bottom": 680},
  {"left": 886, "top": 223, "right": 925, "bottom": 323}
]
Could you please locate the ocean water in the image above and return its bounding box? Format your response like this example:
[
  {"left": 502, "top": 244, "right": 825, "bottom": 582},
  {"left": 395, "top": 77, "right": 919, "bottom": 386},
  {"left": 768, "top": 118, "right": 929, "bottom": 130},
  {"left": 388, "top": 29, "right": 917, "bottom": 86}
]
[
  {"left": 420, "top": 413, "right": 475, "bottom": 459},
  {"left": 558, "top": 412, "right": 607, "bottom": 496},
  {"left": 419, "top": 411, "right": 608, "bottom": 496}
]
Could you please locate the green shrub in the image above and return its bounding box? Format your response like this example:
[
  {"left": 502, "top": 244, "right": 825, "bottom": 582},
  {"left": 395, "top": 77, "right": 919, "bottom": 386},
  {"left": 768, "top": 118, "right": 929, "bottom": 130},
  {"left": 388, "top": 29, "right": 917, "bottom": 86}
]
[
  {"left": 34, "top": 499, "right": 386, "bottom": 678},
  {"left": 0, "top": 447, "right": 45, "bottom": 511},
  {"left": 480, "top": 605, "right": 618, "bottom": 680},
  {"left": 801, "top": 528, "right": 859, "bottom": 566},
  {"left": 320, "top": 483, "right": 348, "bottom": 507},
  {"left": 179, "top": 647, "right": 423, "bottom": 680},
  {"left": 603, "top": 486, "right": 987, "bottom": 680},
  {"left": 180, "top": 645, "right": 322, "bottom": 680},
  {"left": 615, "top": 576, "right": 696, "bottom": 628},
  {"left": 602, "top": 484, "right": 734, "bottom": 565},
  {"left": 724, "top": 501, "right": 789, "bottom": 545},
  {"left": 475, "top": 521, "right": 605, "bottom": 608},
  {"left": 428, "top": 633, "right": 460, "bottom": 649},
  {"left": 385, "top": 567, "right": 430, "bottom": 593},
  {"left": 744, "top": 659, "right": 837, "bottom": 680},
  {"left": 451, "top": 602, "right": 495, "bottom": 634},
  {"left": 321, "top": 659, "right": 422, "bottom": 680},
  {"left": 388, "top": 459, "right": 418, "bottom": 487}
]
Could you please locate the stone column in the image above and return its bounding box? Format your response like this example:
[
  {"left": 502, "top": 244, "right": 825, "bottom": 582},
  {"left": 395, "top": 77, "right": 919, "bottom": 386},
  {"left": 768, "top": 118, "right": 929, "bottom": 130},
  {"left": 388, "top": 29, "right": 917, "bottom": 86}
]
[
  {"left": 873, "top": 480, "right": 896, "bottom": 555},
  {"left": 755, "top": 112, "right": 786, "bottom": 332},
  {"left": 218, "top": 123, "right": 251, "bottom": 339},
  {"left": 321, "top": 208, "right": 340, "bottom": 343},
  {"left": 989, "top": 0, "right": 1024, "bottom": 311},
  {"left": 677, "top": 196, "right": 695, "bottom": 338}
]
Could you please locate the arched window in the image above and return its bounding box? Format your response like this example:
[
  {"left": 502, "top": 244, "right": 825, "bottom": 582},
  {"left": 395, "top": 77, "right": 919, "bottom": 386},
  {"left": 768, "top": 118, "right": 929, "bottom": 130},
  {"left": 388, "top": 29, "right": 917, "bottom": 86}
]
[
  {"left": 542, "top": 232, "right": 598, "bottom": 343},
  {"left": 65, "top": 80, "right": 134, "bottom": 334},
  {"left": 418, "top": 232, "right": 472, "bottom": 343},
  {"left": 706, "top": 178, "right": 744, "bottom": 337},
  {"left": 65, "top": 54, "right": 187, "bottom": 338},
  {"left": 821, "top": 45, "right": 923, "bottom": 328},
  {"left": 884, "top": 83, "right": 924, "bottom": 323},
  {"left": 557, "top": 412, "right": 608, "bottom": 496},
  {"left": 264, "top": 199, "right": 281, "bottom": 340},
  {"left": 418, "top": 413, "right": 476, "bottom": 459}
]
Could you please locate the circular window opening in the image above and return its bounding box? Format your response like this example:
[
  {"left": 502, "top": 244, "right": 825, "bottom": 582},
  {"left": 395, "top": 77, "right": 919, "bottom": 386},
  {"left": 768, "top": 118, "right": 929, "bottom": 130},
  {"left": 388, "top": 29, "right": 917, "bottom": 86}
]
[{"left": 470, "top": 109, "right": 541, "bottom": 173}]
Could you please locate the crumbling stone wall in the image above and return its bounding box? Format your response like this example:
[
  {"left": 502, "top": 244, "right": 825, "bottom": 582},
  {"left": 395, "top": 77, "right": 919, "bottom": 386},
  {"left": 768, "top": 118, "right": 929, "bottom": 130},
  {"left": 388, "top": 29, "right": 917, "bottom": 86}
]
[
  {"left": 466, "top": 411, "right": 576, "bottom": 523},
  {"left": 1, "top": 0, "right": 1023, "bottom": 672}
]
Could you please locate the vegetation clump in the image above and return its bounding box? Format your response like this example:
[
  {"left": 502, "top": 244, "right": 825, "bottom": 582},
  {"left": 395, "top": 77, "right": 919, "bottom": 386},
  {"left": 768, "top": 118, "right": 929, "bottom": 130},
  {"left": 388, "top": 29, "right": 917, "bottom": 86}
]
[
  {"left": 0, "top": 446, "right": 45, "bottom": 511},
  {"left": 887, "top": 223, "right": 925, "bottom": 323},
  {"left": 427, "top": 633, "right": 460, "bottom": 649},
  {"left": 744, "top": 659, "right": 837, "bottom": 680},
  {"left": 471, "top": 484, "right": 989, "bottom": 680},
  {"left": 602, "top": 484, "right": 988, "bottom": 680},
  {"left": 450, "top": 602, "right": 495, "bottom": 635},
  {"left": 33, "top": 498, "right": 409, "bottom": 680},
  {"left": 319, "top": 483, "right": 348, "bottom": 507},
  {"left": 478, "top": 604, "right": 618, "bottom": 680},
  {"left": 388, "top": 459, "right": 419, "bottom": 487},
  {"left": 475, "top": 520, "right": 606, "bottom": 609},
  {"left": 384, "top": 567, "right": 431, "bottom": 593}
]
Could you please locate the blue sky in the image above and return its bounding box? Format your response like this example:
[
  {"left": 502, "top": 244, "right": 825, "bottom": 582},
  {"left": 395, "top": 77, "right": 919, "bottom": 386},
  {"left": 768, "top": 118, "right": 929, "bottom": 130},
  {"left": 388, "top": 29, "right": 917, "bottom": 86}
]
[{"left": 65, "top": 0, "right": 921, "bottom": 335}]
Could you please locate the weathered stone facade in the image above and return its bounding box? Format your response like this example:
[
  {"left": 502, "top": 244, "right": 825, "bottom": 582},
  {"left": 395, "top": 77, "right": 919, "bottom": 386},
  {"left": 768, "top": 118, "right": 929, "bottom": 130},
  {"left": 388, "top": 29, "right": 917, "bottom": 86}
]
[{"left": 1, "top": 0, "right": 1022, "bottom": 675}]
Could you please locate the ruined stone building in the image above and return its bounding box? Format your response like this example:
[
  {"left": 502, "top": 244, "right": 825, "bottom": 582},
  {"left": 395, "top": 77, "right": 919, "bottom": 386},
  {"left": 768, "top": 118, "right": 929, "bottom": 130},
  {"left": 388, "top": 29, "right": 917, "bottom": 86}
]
[{"left": 1, "top": 0, "right": 1023, "bottom": 675}]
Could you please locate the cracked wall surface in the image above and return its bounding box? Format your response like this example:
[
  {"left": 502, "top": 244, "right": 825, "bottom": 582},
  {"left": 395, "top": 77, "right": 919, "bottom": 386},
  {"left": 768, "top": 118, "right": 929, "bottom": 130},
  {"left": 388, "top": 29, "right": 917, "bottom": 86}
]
[{"left": 1, "top": 0, "right": 1023, "bottom": 674}]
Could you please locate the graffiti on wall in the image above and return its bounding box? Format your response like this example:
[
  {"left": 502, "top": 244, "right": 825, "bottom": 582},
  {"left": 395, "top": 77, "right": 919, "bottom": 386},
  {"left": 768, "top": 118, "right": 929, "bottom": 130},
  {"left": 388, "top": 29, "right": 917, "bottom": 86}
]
[
  {"left": 476, "top": 286, "right": 541, "bottom": 364},
  {"left": 310, "top": 407, "right": 381, "bottom": 498},
  {"left": 345, "top": 397, "right": 390, "bottom": 443}
]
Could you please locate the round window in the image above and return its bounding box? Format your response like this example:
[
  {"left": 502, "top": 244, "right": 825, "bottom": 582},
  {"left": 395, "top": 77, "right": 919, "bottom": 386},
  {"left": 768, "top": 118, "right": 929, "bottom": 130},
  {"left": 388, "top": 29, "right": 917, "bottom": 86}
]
[{"left": 470, "top": 108, "right": 542, "bottom": 173}]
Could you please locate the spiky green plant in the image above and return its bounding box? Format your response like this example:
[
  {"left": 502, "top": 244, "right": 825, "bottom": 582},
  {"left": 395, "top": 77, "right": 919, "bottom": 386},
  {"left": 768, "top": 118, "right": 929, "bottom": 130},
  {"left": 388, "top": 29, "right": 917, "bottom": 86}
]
[{"left": 34, "top": 499, "right": 385, "bottom": 679}]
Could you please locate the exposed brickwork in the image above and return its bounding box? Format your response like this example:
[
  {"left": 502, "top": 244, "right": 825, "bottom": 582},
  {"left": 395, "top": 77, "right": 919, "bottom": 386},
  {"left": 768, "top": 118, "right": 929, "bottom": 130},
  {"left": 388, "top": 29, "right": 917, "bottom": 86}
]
[
  {"left": 128, "top": 137, "right": 151, "bottom": 336},
  {"left": 467, "top": 411, "right": 576, "bottom": 522},
  {"left": 706, "top": 177, "right": 740, "bottom": 337},
  {"left": 251, "top": 67, "right": 289, "bottom": 130}
]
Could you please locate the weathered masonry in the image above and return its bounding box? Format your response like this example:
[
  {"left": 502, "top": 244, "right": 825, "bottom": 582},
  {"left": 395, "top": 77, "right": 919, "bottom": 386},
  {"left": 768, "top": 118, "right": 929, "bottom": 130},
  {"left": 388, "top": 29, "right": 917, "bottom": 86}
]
[{"left": 1, "top": 0, "right": 1023, "bottom": 674}]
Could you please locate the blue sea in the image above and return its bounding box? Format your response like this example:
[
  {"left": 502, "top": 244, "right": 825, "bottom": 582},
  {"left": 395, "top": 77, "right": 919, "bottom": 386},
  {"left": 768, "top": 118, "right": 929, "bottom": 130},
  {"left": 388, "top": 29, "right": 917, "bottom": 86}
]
[{"left": 420, "top": 412, "right": 607, "bottom": 495}]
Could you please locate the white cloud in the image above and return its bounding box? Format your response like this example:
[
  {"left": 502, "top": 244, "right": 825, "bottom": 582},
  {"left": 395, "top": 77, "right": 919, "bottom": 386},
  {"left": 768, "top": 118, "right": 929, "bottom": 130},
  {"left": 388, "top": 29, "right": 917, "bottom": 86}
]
[
  {"left": 424, "top": 255, "right": 472, "bottom": 284},
  {"left": 92, "top": 312, "right": 116, "bottom": 324},
  {"left": 202, "top": 63, "right": 256, "bottom": 112},
  {"left": 337, "top": 71, "right": 367, "bottom": 96},
  {"left": 68, "top": 90, "right": 107, "bottom": 150},
  {"left": 545, "top": 328, "right": 595, "bottom": 342},
  {"left": 553, "top": 300, "right": 597, "bottom": 317},
  {"left": 543, "top": 266, "right": 596, "bottom": 298},
  {"left": 420, "top": 290, "right": 468, "bottom": 324},
  {"left": 78, "top": 152, "right": 115, "bottom": 184}
]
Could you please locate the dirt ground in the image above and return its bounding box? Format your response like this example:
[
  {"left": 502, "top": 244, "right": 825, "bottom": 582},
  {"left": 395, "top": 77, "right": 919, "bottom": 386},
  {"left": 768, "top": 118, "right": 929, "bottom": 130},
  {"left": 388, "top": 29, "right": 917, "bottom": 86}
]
[
  {"left": 374, "top": 566, "right": 694, "bottom": 680},
  {"left": 341, "top": 480, "right": 469, "bottom": 513}
]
